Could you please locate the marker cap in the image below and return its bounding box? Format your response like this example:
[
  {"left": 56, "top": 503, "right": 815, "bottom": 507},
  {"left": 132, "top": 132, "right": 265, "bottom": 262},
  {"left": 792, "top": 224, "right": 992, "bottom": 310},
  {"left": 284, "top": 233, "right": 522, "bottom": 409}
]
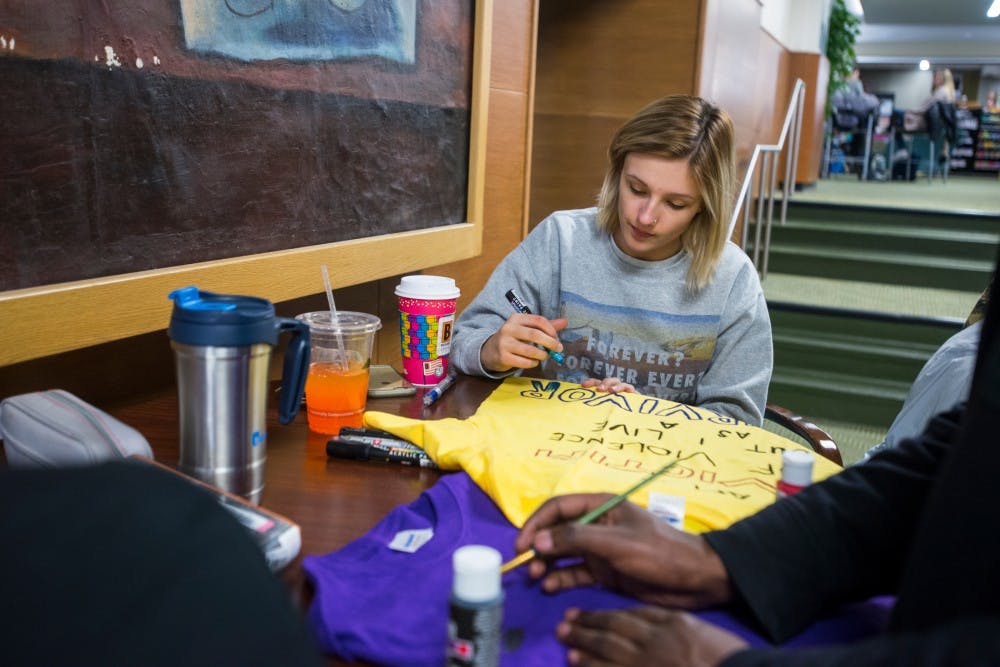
[{"left": 452, "top": 545, "right": 502, "bottom": 603}]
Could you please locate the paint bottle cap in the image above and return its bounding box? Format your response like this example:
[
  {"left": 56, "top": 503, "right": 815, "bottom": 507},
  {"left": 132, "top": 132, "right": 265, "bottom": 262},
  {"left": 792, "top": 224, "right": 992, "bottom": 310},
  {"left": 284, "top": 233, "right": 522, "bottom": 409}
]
[
  {"left": 452, "top": 545, "right": 502, "bottom": 603},
  {"left": 781, "top": 450, "right": 815, "bottom": 487}
]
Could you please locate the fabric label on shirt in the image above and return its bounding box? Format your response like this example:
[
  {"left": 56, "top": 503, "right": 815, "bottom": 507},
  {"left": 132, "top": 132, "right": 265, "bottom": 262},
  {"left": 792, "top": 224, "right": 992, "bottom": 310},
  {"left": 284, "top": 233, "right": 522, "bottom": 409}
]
[
  {"left": 647, "top": 492, "right": 686, "bottom": 529},
  {"left": 389, "top": 528, "right": 434, "bottom": 553}
]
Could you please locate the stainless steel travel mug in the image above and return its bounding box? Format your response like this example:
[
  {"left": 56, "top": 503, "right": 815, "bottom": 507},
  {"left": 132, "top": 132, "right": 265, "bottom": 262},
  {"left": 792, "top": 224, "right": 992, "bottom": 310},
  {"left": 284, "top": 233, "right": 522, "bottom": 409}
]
[{"left": 168, "top": 287, "right": 309, "bottom": 504}]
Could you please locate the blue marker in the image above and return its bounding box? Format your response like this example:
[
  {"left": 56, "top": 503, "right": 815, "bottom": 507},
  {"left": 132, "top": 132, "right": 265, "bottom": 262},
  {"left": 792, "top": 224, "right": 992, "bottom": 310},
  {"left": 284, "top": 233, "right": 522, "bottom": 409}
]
[
  {"left": 422, "top": 373, "right": 456, "bottom": 407},
  {"left": 504, "top": 289, "right": 565, "bottom": 365}
]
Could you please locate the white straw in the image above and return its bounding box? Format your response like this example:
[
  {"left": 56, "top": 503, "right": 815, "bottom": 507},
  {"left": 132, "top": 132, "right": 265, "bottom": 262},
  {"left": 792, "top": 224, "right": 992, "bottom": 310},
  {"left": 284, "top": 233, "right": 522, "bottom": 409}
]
[{"left": 321, "top": 265, "right": 348, "bottom": 371}]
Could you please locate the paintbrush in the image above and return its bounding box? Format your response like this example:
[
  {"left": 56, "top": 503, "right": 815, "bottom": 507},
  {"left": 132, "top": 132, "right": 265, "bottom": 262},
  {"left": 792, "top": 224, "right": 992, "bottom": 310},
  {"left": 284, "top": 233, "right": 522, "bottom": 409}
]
[{"left": 500, "top": 457, "right": 684, "bottom": 574}]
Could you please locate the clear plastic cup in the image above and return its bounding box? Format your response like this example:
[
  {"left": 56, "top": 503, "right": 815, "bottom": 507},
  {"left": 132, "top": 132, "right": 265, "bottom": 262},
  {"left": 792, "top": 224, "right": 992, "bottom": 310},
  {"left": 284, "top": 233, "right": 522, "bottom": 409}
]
[{"left": 295, "top": 311, "right": 381, "bottom": 435}]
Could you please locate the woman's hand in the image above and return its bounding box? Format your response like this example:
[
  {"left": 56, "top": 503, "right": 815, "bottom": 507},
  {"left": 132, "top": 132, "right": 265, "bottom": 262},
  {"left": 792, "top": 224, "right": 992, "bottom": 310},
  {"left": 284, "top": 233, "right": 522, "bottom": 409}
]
[
  {"left": 480, "top": 313, "right": 567, "bottom": 374},
  {"left": 581, "top": 377, "right": 636, "bottom": 394},
  {"left": 558, "top": 606, "right": 749, "bottom": 667},
  {"left": 514, "top": 494, "right": 732, "bottom": 610}
]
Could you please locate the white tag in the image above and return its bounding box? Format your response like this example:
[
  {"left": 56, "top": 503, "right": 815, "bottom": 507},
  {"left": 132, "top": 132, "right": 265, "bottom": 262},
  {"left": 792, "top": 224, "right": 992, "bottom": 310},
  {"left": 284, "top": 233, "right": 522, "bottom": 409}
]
[
  {"left": 389, "top": 528, "right": 434, "bottom": 553},
  {"left": 647, "top": 492, "right": 686, "bottom": 530},
  {"left": 437, "top": 313, "right": 455, "bottom": 354}
]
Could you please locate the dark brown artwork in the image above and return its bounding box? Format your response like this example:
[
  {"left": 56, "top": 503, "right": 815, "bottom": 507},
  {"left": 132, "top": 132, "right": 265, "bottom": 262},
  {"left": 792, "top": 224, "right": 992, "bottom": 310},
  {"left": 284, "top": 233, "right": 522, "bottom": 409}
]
[{"left": 0, "top": 0, "right": 473, "bottom": 291}]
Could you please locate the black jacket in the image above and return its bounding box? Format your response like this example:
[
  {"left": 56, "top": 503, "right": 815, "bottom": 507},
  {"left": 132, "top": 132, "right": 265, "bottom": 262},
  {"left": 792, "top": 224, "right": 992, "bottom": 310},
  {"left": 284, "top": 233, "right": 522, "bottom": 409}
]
[{"left": 708, "top": 257, "right": 1000, "bottom": 665}]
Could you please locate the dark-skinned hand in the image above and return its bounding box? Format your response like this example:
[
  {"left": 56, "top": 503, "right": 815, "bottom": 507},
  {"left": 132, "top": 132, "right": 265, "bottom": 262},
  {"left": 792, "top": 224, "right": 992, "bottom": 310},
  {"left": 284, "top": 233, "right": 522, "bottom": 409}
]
[
  {"left": 514, "top": 494, "right": 732, "bottom": 610},
  {"left": 558, "top": 606, "right": 749, "bottom": 667}
]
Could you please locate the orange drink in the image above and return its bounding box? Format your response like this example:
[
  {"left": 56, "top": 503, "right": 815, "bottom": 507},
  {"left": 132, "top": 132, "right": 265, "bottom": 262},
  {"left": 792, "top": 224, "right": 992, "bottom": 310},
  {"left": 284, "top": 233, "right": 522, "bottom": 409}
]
[
  {"left": 304, "top": 361, "right": 371, "bottom": 434},
  {"left": 295, "top": 310, "right": 382, "bottom": 435}
]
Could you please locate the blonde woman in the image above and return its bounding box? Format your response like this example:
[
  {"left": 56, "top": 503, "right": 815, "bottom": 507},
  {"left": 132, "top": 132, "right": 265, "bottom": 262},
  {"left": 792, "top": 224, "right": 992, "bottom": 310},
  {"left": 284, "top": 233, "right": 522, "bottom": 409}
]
[
  {"left": 905, "top": 68, "right": 957, "bottom": 132},
  {"left": 450, "top": 95, "right": 772, "bottom": 425}
]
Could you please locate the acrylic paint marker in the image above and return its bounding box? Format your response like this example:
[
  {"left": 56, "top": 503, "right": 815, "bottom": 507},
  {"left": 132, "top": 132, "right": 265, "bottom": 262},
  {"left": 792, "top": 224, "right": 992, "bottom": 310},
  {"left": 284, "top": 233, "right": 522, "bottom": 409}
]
[
  {"left": 326, "top": 438, "right": 439, "bottom": 469},
  {"left": 337, "top": 427, "right": 425, "bottom": 452},
  {"left": 503, "top": 289, "right": 564, "bottom": 364},
  {"left": 423, "top": 373, "right": 456, "bottom": 407}
]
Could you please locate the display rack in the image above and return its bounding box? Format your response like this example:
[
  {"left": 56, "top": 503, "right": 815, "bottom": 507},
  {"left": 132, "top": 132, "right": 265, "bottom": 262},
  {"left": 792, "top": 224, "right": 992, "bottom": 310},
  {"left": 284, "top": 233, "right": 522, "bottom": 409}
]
[
  {"left": 949, "top": 107, "right": 979, "bottom": 173},
  {"left": 973, "top": 108, "right": 1000, "bottom": 173}
]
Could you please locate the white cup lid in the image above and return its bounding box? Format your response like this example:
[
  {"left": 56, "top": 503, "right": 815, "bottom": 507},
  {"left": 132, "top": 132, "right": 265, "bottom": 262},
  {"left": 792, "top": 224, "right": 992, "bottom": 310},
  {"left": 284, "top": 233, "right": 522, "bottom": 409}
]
[
  {"left": 395, "top": 275, "right": 460, "bottom": 300},
  {"left": 452, "top": 545, "right": 501, "bottom": 603}
]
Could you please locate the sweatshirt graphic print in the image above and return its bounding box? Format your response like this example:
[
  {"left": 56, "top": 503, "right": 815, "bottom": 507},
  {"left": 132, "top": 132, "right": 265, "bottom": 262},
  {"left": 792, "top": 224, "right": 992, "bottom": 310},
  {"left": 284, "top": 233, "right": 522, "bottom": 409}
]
[{"left": 554, "top": 290, "right": 718, "bottom": 404}]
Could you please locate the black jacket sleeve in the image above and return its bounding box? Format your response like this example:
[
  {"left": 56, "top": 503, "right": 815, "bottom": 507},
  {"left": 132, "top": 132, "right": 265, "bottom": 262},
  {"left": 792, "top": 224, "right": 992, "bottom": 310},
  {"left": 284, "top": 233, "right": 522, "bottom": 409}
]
[
  {"left": 720, "top": 617, "right": 1000, "bottom": 667},
  {"left": 703, "top": 406, "right": 964, "bottom": 643}
]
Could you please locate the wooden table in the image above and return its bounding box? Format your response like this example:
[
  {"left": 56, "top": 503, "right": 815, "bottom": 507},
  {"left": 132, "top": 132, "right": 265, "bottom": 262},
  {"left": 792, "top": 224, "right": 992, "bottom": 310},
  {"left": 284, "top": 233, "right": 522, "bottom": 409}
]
[{"left": 107, "top": 374, "right": 502, "bottom": 610}]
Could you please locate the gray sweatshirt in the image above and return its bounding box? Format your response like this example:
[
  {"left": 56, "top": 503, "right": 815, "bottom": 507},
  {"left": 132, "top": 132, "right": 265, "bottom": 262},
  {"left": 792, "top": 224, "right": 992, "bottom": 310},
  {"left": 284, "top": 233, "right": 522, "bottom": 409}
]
[{"left": 450, "top": 208, "right": 773, "bottom": 425}]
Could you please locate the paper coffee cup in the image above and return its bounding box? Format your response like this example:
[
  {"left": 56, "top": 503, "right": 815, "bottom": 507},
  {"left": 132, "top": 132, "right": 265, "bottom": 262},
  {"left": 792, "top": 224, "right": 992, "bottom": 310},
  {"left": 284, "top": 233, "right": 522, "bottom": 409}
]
[{"left": 395, "top": 275, "right": 460, "bottom": 386}]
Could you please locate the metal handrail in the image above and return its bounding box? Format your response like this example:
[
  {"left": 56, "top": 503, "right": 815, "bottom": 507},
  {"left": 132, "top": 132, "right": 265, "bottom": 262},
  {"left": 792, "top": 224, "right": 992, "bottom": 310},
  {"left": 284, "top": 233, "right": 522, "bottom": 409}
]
[{"left": 727, "top": 78, "right": 806, "bottom": 278}]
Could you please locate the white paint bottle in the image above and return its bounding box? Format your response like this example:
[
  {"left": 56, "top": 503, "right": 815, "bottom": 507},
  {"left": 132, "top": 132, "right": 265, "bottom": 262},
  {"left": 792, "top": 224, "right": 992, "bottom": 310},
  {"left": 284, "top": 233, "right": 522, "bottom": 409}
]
[
  {"left": 446, "top": 545, "right": 503, "bottom": 667},
  {"left": 776, "top": 450, "right": 815, "bottom": 498}
]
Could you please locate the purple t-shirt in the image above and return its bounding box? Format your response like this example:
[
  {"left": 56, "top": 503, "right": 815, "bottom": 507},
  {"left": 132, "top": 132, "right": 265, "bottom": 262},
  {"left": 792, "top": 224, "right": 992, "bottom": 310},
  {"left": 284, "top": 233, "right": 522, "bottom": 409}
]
[{"left": 303, "top": 472, "right": 890, "bottom": 666}]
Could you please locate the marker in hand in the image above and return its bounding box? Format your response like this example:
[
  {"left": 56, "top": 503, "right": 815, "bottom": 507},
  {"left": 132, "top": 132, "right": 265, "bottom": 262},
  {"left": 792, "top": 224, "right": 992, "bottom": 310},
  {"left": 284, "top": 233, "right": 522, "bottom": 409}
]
[{"left": 504, "top": 289, "right": 564, "bottom": 365}]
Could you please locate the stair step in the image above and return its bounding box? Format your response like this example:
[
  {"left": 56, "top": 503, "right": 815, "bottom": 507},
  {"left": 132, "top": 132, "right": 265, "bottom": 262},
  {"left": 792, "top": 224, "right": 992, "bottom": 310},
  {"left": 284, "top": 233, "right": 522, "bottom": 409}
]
[
  {"left": 769, "top": 303, "right": 963, "bottom": 344},
  {"left": 773, "top": 334, "right": 935, "bottom": 384},
  {"left": 768, "top": 367, "right": 909, "bottom": 427},
  {"left": 761, "top": 243, "right": 994, "bottom": 291},
  {"left": 785, "top": 201, "right": 1000, "bottom": 235},
  {"left": 763, "top": 274, "right": 980, "bottom": 322},
  {"left": 764, "top": 243, "right": 994, "bottom": 271},
  {"left": 752, "top": 221, "right": 999, "bottom": 261},
  {"left": 773, "top": 330, "right": 941, "bottom": 360}
]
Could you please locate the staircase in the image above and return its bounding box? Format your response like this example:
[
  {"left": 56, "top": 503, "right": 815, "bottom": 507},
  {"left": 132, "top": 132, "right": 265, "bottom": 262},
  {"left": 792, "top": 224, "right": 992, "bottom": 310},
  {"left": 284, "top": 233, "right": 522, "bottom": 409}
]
[
  {"left": 752, "top": 199, "right": 999, "bottom": 462},
  {"left": 760, "top": 202, "right": 1000, "bottom": 291},
  {"left": 767, "top": 306, "right": 961, "bottom": 426}
]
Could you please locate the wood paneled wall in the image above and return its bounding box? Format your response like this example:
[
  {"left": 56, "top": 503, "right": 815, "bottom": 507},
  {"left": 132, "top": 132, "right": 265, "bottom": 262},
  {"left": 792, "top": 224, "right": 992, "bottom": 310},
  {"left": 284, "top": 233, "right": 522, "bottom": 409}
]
[
  {"left": 529, "top": 0, "right": 703, "bottom": 227},
  {"left": 788, "top": 52, "right": 830, "bottom": 186},
  {"left": 699, "top": 0, "right": 790, "bottom": 170},
  {"left": 0, "top": 0, "right": 539, "bottom": 406},
  {"left": 529, "top": 0, "right": 814, "bottom": 234}
]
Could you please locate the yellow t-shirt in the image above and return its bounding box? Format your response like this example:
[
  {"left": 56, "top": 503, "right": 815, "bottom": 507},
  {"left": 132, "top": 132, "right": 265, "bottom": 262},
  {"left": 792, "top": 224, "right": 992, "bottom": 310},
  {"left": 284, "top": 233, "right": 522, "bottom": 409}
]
[{"left": 364, "top": 377, "right": 841, "bottom": 532}]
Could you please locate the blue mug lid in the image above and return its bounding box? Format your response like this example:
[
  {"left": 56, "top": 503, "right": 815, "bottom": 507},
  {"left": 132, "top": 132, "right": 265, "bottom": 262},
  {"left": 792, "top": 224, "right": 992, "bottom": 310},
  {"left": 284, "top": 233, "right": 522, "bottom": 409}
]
[{"left": 167, "top": 286, "right": 280, "bottom": 347}]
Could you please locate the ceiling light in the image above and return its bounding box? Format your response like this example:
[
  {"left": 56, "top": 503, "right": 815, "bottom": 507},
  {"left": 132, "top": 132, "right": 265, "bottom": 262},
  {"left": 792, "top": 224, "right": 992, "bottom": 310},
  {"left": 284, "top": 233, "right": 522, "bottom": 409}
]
[
  {"left": 919, "top": 59, "right": 930, "bottom": 71},
  {"left": 989, "top": 0, "right": 1000, "bottom": 18},
  {"left": 843, "top": 0, "right": 864, "bottom": 18}
]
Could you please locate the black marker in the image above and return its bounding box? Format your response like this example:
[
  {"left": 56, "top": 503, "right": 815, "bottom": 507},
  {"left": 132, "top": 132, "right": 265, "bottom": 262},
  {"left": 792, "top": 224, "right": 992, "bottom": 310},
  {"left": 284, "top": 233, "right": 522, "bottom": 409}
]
[
  {"left": 504, "top": 289, "right": 565, "bottom": 364},
  {"left": 337, "top": 427, "right": 425, "bottom": 452},
  {"left": 326, "top": 437, "right": 439, "bottom": 469}
]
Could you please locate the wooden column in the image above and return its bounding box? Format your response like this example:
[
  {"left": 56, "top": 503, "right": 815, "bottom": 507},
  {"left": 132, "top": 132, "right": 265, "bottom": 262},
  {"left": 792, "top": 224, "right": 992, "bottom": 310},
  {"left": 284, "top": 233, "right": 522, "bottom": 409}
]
[{"left": 788, "top": 52, "right": 830, "bottom": 187}]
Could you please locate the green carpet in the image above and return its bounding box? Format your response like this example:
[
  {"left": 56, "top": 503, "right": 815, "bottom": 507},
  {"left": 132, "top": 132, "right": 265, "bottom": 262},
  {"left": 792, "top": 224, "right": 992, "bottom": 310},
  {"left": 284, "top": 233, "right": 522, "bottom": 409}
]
[
  {"left": 762, "top": 273, "right": 981, "bottom": 321},
  {"left": 791, "top": 173, "right": 1000, "bottom": 215}
]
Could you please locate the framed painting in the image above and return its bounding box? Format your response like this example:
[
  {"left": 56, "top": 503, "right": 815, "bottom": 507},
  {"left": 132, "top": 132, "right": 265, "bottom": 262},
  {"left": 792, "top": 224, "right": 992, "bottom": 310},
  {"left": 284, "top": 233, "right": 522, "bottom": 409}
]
[{"left": 0, "top": 0, "right": 491, "bottom": 365}]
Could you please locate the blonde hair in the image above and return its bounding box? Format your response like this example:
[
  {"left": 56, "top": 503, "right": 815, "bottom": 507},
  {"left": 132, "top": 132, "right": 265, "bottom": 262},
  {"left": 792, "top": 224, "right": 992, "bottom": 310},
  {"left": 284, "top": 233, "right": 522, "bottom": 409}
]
[
  {"left": 596, "top": 95, "right": 736, "bottom": 292},
  {"left": 936, "top": 68, "right": 957, "bottom": 102}
]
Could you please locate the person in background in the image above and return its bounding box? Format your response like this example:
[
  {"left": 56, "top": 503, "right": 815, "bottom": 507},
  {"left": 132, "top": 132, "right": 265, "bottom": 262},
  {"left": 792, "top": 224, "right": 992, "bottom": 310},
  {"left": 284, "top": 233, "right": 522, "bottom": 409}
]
[
  {"left": 834, "top": 68, "right": 880, "bottom": 116},
  {"left": 511, "top": 258, "right": 1000, "bottom": 666},
  {"left": 449, "top": 95, "right": 772, "bottom": 425},
  {"left": 862, "top": 322, "right": 978, "bottom": 461},
  {"left": 830, "top": 68, "right": 881, "bottom": 167},
  {"left": 863, "top": 280, "right": 990, "bottom": 461},
  {"left": 904, "top": 68, "right": 956, "bottom": 131}
]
